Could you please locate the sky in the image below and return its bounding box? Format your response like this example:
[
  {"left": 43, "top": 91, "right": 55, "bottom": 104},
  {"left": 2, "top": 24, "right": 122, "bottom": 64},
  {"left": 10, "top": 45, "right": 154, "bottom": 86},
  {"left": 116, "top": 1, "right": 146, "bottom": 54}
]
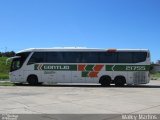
[{"left": 0, "top": 0, "right": 160, "bottom": 62}]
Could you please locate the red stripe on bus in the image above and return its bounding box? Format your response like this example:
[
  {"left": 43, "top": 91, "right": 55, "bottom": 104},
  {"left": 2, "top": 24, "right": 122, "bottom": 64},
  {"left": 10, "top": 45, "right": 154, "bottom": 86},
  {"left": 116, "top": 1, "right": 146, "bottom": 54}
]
[
  {"left": 78, "top": 65, "right": 86, "bottom": 71},
  {"left": 88, "top": 72, "right": 99, "bottom": 77},
  {"left": 93, "top": 65, "right": 104, "bottom": 71}
]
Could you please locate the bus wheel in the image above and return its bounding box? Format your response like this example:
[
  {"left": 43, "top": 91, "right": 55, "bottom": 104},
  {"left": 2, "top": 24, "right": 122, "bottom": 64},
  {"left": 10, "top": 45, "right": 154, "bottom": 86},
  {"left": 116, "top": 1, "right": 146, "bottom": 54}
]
[
  {"left": 27, "top": 75, "right": 38, "bottom": 86},
  {"left": 99, "top": 76, "right": 111, "bottom": 87},
  {"left": 114, "top": 76, "right": 126, "bottom": 87}
]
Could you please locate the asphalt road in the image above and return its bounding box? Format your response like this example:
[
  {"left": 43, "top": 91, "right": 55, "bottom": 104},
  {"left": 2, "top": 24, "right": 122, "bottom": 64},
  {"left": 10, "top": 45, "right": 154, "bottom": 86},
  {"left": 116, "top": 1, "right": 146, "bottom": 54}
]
[{"left": 0, "top": 80, "right": 160, "bottom": 114}]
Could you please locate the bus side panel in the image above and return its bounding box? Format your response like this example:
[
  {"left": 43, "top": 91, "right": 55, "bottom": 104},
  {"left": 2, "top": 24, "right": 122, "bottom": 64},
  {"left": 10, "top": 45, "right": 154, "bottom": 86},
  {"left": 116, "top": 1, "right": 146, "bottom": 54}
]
[
  {"left": 86, "top": 77, "right": 96, "bottom": 83},
  {"left": 71, "top": 71, "right": 86, "bottom": 83},
  {"left": 23, "top": 70, "right": 42, "bottom": 82},
  {"left": 79, "top": 71, "right": 110, "bottom": 83},
  {"left": 98, "top": 71, "right": 113, "bottom": 81},
  {"left": 127, "top": 71, "right": 150, "bottom": 85},
  {"left": 112, "top": 71, "right": 128, "bottom": 82},
  {"left": 127, "top": 72, "right": 134, "bottom": 84},
  {"left": 56, "top": 71, "right": 71, "bottom": 83},
  {"left": 42, "top": 71, "right": 57, "bottom": 84},
  {"left": 23, "top": 64, "right": 43, "bottom": 83},
  {"left": 146, "top": 71, "right": 150, "bottom": 84},
  {"left": 132, "top": 71, "right": 150, "bottom": 85},
  {"left": 9, "top": 69, "right": 24, "bottom": 83}
]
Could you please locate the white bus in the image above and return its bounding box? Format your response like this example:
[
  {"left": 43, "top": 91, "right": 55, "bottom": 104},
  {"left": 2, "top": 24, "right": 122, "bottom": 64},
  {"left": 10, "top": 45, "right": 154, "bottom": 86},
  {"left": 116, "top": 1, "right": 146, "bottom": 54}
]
[{"left": 8, "top": 48, "right": 151, "bottom": 87}]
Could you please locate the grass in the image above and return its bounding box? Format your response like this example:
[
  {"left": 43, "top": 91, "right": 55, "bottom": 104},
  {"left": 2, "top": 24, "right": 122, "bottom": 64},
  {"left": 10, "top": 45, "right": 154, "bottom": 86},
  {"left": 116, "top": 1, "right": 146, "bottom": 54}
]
[
  {"left": 0, "top": 82, "right": 15, "bottom": 86},
  {"left": 151, "top": 72, "right": 160, "bottom": 80},
  {"left": 0, "top": 73, "right": 9, "bottom": 79},
  {"left": 0, "top": 57, "right": 10, "bottom": 79}
]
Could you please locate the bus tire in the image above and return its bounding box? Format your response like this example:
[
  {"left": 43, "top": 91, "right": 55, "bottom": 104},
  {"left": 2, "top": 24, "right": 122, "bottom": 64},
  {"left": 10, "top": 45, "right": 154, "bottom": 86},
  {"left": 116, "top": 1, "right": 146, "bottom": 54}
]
[
  {"left": 27, "top": 75, "right": 38, "bottom": 86},
  {"left": 99, "top": 76, "right": 111, "bottom": 87},
  {"left": 114, "top": 76, "right": 126, "bottom": 87}
]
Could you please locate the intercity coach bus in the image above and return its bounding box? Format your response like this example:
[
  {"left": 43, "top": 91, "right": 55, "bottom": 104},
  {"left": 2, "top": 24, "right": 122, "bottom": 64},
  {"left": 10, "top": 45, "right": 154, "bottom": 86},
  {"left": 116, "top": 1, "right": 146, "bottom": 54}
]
[{"left": 8, "top": 48, "right": 151, "bottom": 87}]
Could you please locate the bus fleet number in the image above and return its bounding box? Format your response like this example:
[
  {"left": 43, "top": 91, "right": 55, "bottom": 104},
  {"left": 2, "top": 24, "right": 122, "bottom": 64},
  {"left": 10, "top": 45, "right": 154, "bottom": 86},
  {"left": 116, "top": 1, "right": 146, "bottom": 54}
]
[{"left": 126, "top": 66, "right": 146, "bottom": 71}]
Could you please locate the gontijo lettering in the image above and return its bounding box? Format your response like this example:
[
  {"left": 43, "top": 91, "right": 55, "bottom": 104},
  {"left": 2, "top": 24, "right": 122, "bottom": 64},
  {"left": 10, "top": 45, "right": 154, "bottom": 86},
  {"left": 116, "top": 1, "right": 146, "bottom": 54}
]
[{"left": 44, "top": 65, "right": 69, "bottom": 70}]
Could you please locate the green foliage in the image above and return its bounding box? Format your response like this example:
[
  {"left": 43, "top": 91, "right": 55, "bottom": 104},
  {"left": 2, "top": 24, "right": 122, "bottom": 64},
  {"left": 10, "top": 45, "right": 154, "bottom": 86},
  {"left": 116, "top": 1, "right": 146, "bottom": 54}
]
[
  {"left": 0, "top": 73, "right": 9, "bottom": 79},
  {"left": 0, "top": 57, "right": 10, "bottom": 79},
  {"left": 151, "top": 72, "right": 160, "bottom": 80},
  {"left": 152, "top": 72, "right": 160, "bottom": 77},
  {"left": 0, "top": 51, "right": 15, "bottom": 57},
  {"left": 0, "top": 82, "right": 15, "bottom": 86}
]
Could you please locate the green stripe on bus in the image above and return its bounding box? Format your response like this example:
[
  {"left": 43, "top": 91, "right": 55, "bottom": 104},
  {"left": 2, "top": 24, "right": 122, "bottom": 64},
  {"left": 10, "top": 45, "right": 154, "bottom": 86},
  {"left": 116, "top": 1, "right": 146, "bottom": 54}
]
[
  {"left": 85, "top": 65, "right": 94, "bottom": 71},
  {"left": 35, "top": 64, "right": 77, "bottom": 71},
  {"left": 106, "top": 65, "right": 150, "bottom": 71},
  {"left": 82, "top": 72, "right": 89, "bottom": 77},
  {"left": 35, "top": 64, "right": 150, "bottom": 71}
]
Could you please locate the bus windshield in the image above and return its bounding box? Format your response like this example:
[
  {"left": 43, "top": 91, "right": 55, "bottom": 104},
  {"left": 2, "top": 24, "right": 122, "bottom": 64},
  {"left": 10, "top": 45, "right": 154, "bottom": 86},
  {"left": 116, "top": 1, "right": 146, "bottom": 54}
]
[
  {"left": 10, "top": 52, "right": 31, "bottom": 72},
  {"left": 11, "top": 58, "right": 22, "bottom": 71}
]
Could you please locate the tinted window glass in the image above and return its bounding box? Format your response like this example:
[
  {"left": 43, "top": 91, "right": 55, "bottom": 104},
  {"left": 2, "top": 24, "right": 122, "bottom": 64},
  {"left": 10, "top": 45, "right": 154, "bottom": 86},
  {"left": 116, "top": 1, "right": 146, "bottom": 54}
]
[
  {"left": 118, "top": 52, "right": 133, "bottom": 63},
  {"left": 63, "top": 52, "right": 82, "bottom": 63},
  {"left": 16, "top": 52, "right": 31, "bottom": 65},
  {"left": 133, "top": 52, "right": 147, "bottom": 63},
  {"left": 46, "top": 52, "right": 63, "bottom": 63},
  {"left": 27, "top": 51, "right": 147, "bottom": 64},
  {"left": 16, "top": 52, "right": 31, "bottom": 59},
  {"left": 99, "top": 52, "right": 117, "bottom": 63},
  {"left": 10, "top": 58, "right": 22, "bottom": 72},
  {"left": 81, "top": 52, "right": 99, "bottom": 63},
  {"left": 28, "top": 52, "right": 45, "bottom": 64}
]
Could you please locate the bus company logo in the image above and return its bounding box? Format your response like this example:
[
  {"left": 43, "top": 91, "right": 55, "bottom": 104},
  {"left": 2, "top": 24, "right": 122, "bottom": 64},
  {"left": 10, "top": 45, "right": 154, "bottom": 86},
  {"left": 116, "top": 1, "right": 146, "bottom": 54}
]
[
  {"left": 35, "top": 64, "right": 71, "bottom": 70},
  {"left": 34, "top": 64, "right": 150, "bottom": 78},
  {"left": 36, "top": 64, "right": 43, "bottom": 70},
  {"left": 35, "top": 64, "right": 104, "bottom": 78},
  {"left": 78, "top": 65, "right": 104, "bottom": 77},
  {"left": 78, "top": 65, "right": 104, "bottom": 71}
]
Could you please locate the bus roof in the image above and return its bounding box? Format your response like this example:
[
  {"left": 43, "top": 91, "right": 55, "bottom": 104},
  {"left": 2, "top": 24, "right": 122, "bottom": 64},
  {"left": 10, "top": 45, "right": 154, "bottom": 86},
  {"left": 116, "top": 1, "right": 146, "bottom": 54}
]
[{"left": 17, "top": 47, "right": 149, "bottom": 53}]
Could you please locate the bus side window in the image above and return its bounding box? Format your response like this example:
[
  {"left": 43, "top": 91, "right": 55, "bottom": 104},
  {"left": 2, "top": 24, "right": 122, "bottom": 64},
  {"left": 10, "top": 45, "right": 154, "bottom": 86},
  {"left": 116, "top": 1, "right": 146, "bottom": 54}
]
[
  {"left": 27, "top": 52, "right": 45, "bottom": 65},
  {"left": 62, "top": 52, "right": 82, "bottom": 63},
  {"left": 46, "top": 52, "right": 63, "bottom": 63},
  {"left": 99, "top": 52, "right": 117, "bottom": 63},
  {"left": 117, "top": 52, "right": 133, "bottom": 63},
  {"left": 133, "top": 52, "right": 147, "bottom": 63},
  {"left": 82, "top": 52, "right": 99, "bottom": 63}
]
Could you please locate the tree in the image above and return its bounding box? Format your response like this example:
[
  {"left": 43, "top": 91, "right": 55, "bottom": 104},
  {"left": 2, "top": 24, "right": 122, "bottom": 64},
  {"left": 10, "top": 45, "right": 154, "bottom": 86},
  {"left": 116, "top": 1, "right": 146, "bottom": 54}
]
[
  {"left": 0, "top": 51, "right": 16, "bottom": 57},
  {"left": 0, "top": 52, "right": 2, "bottom": 57}
]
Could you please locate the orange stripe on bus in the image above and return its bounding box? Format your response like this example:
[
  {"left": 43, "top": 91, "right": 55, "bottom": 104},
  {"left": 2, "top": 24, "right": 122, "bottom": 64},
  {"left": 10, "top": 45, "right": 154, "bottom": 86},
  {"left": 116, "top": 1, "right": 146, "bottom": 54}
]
[
  {"left": 88, "top": 72, "right": 99, "bottom": 77},
  {"left": 93, "top": 65, "right": 104, "bottom": 71},
  {"left": 78, "top": 65, "right": 86, "bottom": 71}
]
